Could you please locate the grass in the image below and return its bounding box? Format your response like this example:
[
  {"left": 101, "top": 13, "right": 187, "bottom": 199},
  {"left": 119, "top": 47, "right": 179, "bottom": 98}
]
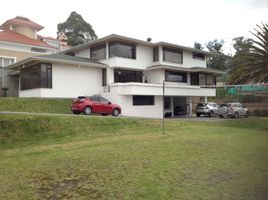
[
  {"left": 0, "top": 97, "right": 72, "bottom": 114},
  {"left": 0, "top": 114, "right": 268, "bottom": 199}
]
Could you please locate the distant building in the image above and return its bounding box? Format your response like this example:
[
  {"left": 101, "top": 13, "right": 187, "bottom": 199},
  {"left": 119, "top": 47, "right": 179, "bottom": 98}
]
[{"left": 0, "top": 16, "right": 70, "bottom": 96}]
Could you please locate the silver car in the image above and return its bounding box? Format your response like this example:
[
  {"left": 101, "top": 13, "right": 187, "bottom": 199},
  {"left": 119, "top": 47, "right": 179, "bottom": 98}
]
[
  {"left": 196, "top": 102, "right": 219, "bottom": 117},
  {"left": 219, "top": 103, "right": 249, "bottom": 118}
]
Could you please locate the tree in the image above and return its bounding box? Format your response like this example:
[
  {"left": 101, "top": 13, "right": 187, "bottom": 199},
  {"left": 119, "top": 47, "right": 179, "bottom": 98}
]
[
  {"left": 228, "top": 23, "right": 268, "bottom": 84},
  {"left": 193, "top": 42, "right": 204, "bottom": 50},
  {"left": 58, "top": 11, "right": 97, "bottom": 46},
  {"left": 205, "top": 39, "right": 229, "bottom": 71}
]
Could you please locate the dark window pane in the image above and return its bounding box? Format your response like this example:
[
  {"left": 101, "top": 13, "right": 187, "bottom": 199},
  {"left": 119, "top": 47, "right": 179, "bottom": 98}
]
[
  {"left": 199, "top": 73, "right": 206, "bottom": 85},
  {"left": 114, "top": 69, "right": 142, "bottom": 83},
  {"left": 153, "top": 47, "right": 159, "bottom": 62},
  {"left": 91, "top": 44, "right": 106, "bottom": 60},
  {"left": 191, "top": 73, "right": 199, "bottom": 85},
  {"left": 102, "top": 68, "right": 107, "bottom": 86},
  {"left": 206, "top": 74, "right": 214, "bottom": 85},
  {"left": 193, "top": 52, "right": 205, "bottom": 60},
  {"left": 163, "top": 47, "right": 182, "bottom": 64},
  {"left": 109, "top": 42, "right": 136, "bottom": 59},
  {"left": 165, "top": 70, "right": 187, "bottom": 83},
  {"left": 133, "top": 95, "right": 154, "bottom": 106},
  {"left": 20, "top": 63, "right": 52, "bottom": 90}
]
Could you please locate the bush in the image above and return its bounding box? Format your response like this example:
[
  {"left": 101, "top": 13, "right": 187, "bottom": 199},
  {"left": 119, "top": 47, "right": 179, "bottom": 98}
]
[{"left": 252, "top": 109, "right": 268, "bottom": 117}]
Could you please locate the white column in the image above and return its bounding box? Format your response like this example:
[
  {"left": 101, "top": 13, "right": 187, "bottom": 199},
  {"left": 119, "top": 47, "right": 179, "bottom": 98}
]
[
  {"left": 204, "top": 96, "right": 208, "bottom": 103},
  {"left": 159, "top": 46, "right": 163, "bottom": 63},
  {"left": 187, "top": 73, "right": 191, "bottom": 85}
]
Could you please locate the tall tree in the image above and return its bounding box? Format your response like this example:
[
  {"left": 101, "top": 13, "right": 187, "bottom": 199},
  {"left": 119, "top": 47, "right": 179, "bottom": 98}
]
[
  {"left": 193, "top": 42, "right": 204, "bottom": 50},
  {"left": 58, "top": 11, "right": 97, "bottom": 46},
  {"left": 228, "top": 23, "right": 268, "bottom": 84},
  {"left": 205, "top": 39, "right": 229, "bottom": 70}
]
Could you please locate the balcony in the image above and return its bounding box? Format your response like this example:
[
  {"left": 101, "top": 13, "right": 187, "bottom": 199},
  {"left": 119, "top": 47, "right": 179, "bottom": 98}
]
[{"left": 108, "top": 82, "right": 215, "bottom": 97}]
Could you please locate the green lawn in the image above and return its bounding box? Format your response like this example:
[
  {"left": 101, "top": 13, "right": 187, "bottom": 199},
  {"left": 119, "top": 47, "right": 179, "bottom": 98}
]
[
  {"left": 0, "top": 97, "right": 72, "bottom": 114},
  {"left": 0, "top": 114, "right": 268, "bottom": 200}
]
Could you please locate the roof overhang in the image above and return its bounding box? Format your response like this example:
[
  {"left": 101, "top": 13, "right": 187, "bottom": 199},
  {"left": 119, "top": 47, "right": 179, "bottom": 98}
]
[
  {"left": 6, "top": 56, "right": 107, "bottom": 71},
  {"left": 146, "top": 65, "right": 225, "bottom": 75},
  {"left": 61, "top": 34, "right": 211, "bottom": 55}
]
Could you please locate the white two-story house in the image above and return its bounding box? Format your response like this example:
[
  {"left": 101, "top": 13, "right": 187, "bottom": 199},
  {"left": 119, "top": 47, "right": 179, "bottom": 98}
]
[{"left": 6, "top": 34, "right": 224, "bottom": 118}]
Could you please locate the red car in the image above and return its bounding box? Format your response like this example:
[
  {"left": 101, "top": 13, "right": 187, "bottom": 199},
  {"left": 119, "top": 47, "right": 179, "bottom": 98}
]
[{"left": 71, "top": 95, "right": 121, "bottom": 116}]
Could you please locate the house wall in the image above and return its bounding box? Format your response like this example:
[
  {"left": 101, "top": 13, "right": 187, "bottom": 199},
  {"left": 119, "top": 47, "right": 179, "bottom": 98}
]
[
  {"left": 145, "top": 69, "right": 164, "bottom": 84},
  {"left": 13, "top": 25, "right": 36, "bottom": 39},
  {"left": 19, "top": 63, "right": 103, "bottom": 98},
  {"left": 0, "top": 48, "right": 35, "bottom": 61}
]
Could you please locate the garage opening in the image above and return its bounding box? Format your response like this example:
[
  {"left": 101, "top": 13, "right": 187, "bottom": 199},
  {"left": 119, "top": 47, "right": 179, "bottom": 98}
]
[{"left": 164, "top": 96, "right": 191, "bottom": 117}]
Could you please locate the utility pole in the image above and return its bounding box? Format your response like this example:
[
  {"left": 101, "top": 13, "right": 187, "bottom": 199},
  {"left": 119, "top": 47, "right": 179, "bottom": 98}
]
[{"left": 162, "top": 80, "right": 165, "bottom": 135}]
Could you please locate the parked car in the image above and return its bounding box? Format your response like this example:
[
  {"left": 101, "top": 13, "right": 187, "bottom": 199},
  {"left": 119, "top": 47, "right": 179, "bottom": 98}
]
[
  {"left": 218, "top": 103, "right": 249, "bottom": 118},
  {"left": 196, "top": 102, "right": 219, "bottom": 117},
  {"left": 71, "top": 95, "right": 121, "bottom": 116}
]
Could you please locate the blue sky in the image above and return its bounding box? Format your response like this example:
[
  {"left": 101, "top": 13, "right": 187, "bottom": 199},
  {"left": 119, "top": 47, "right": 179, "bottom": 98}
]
[{"left": 1, "top": 0, "right": 267, "bottom": 54}]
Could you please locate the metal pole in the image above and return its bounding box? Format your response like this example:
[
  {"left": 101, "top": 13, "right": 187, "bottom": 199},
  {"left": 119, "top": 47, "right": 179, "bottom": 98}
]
[{"left": 162, "top": 80, "right": 165, "bottom": 135}]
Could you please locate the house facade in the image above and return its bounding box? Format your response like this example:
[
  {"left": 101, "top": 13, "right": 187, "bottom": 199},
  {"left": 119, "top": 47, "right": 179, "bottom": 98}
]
[
  {"left": 7, "top": 34, "right": 223, "bottom": 118},
  {"left": 0, "top": 16, "right": 69, "bottom": 96}
]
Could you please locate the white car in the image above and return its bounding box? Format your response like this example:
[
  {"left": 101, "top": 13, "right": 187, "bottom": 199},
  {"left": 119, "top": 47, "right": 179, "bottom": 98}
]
[
  {"left": 196, "top": 102, "right": 219, "bottom": 117},
  {"left": 219, "top": 103, "right": 249, "bottom": 118}
]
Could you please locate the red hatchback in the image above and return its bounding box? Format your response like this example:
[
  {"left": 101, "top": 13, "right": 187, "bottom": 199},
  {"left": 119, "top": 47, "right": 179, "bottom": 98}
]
[{"left": 71, "top": 96, "right": 121, "bottom": 116}]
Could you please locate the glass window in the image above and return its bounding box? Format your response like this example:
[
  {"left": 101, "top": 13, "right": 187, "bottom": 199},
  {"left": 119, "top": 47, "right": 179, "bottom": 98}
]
[
  {"left": 102, "top": 68, "right": 107, "bottom": 86},
  {"left": 163, "top": 47, "right": 182, "bottom": 64},
  {"left": 165, "top": 70, "right": 187, "bottom": 83},
  {"left": 193, "top": 52, "right": 205, "bottom": 60},
  {"left": 199, "top": 73, "right": 206, "bottom": 85},
  {"left": 109, "top": 41, "right": 136, "bottom": 59},
  {"left": 90, "top": 44, "right": 106, "bottom": 60},
  {"left": 20, "top": 63, "right": 52, "bottom": 90},
  {"left": 31, "top": 48, "right": 46, "bottom": 53},
  {"left": 99, "top": 97, "right": 110, "bottom": 104},
  {"left": 0, "top": 57, "right": 15, "bottom": 67},
  {"left": 190, "top": 73, "right": 199, "bottom": 85},
  {"left": 153, "top": 47, "right": 159, "bottom": 62},
  {"left": 206, "top": 74, "right": 214, "bottom": 85},
  {"left": 133, "top": 95, "right": 154, "bottom": 106},
  {"left": 114, "top": 69, "right": 142, "bottom": 83}
]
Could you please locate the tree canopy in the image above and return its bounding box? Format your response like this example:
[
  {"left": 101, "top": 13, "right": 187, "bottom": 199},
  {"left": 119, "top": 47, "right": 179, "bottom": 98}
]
[
  {"left": 58, "top": 11, "right": 97, "bottom": 46},
  {"left": 228, "top": 23, "right": 268, "bottom": 84}
]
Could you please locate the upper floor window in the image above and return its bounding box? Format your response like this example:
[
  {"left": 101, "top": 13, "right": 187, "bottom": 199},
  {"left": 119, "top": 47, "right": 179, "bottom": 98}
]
[
  {"left": 163, "top": 47, "right": 182, "bottom": 64},
  {"left": 0, "top": 57, "right": 15, "bottom": 67},
  {"left": 90, "top": 44, "right": 106, "bottom": 60},
  {"left": 109, "top": 41, "right": 136, "bottom": 59},
  {"left": 153, "top": 47, "right": 159, "bottom": 62},
  {"left": 193, "top": 52, "right": 205, "bottom": 60},
  {"left": 20, "top": 63, "right": 52, "bottom": 90},
  {"left": 114, "top": 69, "right": 142, "bottom": 83},
  {"left": 165, "top": 70, "right": 187, "bottom": 83},
  {"left": 191, "top": 73, "right": 215, "bottom": 85}
]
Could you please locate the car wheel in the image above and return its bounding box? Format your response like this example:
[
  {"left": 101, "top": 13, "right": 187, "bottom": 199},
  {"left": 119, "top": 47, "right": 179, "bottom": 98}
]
[
  {"left": 112, "top": 108, "right": 120, "bottom": 117},
  {"left": 219, "top": 115, "right": 223, "bottom": 118},
  {"left": 209, "top": 111, "right": 213, "bottom": 117},
  {"left": 73, "top": 111, "right": 80, "bottom": 115},
  {"left": 196, "top": 113, "right": 200, "bottom": 117},
  {"left": 234, "top": 112, "right": 239, "bottom": 119},
  {"left": 84, "top": 107, "right": 92, "bottom": 115},
  {"left": 245, "top": 112, "right": 249, "bottom": 118}
]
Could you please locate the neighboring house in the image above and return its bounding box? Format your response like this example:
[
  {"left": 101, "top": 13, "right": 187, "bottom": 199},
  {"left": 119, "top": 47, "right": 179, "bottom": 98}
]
[
  {"left": 6, "top": 34, "right": 224, "bottom": 118},
  {"left": 0, "top": 16, "right": 69, "bottom": 96}
]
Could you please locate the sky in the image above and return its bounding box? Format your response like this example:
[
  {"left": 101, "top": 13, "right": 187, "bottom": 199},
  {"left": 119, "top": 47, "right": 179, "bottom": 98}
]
[{"left": 1, "top": 0, "right": 268, "bottom": 54}]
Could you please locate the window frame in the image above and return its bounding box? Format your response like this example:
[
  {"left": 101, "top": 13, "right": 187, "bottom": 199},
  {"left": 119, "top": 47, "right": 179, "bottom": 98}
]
[
  {"left": 0, "top": 55, "right": 16, "bottom": 67},
  {"left": 153, "top": 47, "right": 159, "bottom": 62},
  {"left": 114, "top": 69, "right": 142, "bottom": 83},
  {"left": 162, "top": 47, "right": 183, "bottom": 64},
  {"left": 133, "top": 95, "right": 155, "bottom": 106},
  {"left": 90, "top": 44, "right": 106, "bottom": 60},
  {"left": 109, "top": 41, "right": 136, "bottom": 59},
  {"left": 165, "top": 70, "right": 187, "bottom": 83}
]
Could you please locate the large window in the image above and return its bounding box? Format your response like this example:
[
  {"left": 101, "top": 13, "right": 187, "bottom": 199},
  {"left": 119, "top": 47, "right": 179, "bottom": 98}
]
[
  {"left": 109, "top": 41, "right": 136, "bottom": 59},
  {"left": 165, "top": 70, "right": 187, "bottom": 83},
  {"left": 20, "top": 63, "right": 52, "bottom": 90},
  {"left": 102, "top": 68, "right": 107, "bottom": 86},
  {"left": 190, "top": 73, "right": 215, "bottom": 85},
  {"left": 133, "top": 95, "right": 154, "bottom": 106},
  {"left": 153, "top": 47, "right": 159, "bottom": 62},
  {"left": 192, "top": 52, "right": 205, "bottom": 60},
  {"left": 163, "top": 47, "right": 183, "bottom": 64},
  {"left": 114, "top": 69, "right": 142, "bottom": 83},
  {"left": 0, "top": 57, "right": 15, "bottom": 67},
  {"left": 91, "top": 44, "right": 106, "bottom": 60}
]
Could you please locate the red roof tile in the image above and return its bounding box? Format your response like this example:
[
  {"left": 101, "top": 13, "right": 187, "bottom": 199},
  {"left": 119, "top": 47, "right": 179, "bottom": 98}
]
[
  {"left": 0, "top": 16, "right": 44, "bottom": 31},
  {"left": 0, "top": 30, "right": 54, "bottom": 48}
]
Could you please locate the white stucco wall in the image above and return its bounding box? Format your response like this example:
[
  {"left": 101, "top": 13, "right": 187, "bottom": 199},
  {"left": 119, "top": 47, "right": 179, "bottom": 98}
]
[
  {"left": 145, "top": 69, "right": 164, "bottom": 84},
  {"left": 75, "top": 49, "right": 90, "bottom": 58},
  {"left": 183, "top": 50, "right": 206, "bottom": 68},
  {"left": 20, "top": 63, "right": 103, "bottom": 98}
]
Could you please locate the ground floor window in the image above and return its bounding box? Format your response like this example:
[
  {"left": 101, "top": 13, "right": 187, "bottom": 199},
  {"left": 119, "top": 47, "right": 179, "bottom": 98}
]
[
  {"left": 20, "top": 63, "right": 52, "bottom": 90},
  {"left": 133, "top": 95, "right": 154, "bottom": 106}
]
